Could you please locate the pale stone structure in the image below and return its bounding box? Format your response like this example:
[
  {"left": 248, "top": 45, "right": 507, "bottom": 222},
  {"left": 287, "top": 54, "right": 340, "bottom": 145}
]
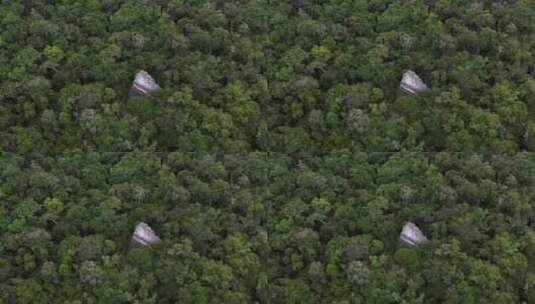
[
  {"left": 131, "top": 222, "right": 160, "bottom": 247},
  {"left": 400, "top": 70, "right": 428, "bottom": 94},
  {"left": 399, "top": 222, "right": 427, "bottom": 246},
  {"left": 132, "top": 70, "right": 160, "bottom": 95}
]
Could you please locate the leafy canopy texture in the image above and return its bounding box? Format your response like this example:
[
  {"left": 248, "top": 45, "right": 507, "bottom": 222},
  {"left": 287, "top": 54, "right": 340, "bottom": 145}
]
[{"left": 1, "top": 0, "right": 535, "bottom": 303}]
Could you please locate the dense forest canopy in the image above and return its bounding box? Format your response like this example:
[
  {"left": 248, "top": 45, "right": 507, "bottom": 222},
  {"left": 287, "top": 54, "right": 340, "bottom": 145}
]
[{"left": 1, "top": 0, "right": 535, "bottom": 303}]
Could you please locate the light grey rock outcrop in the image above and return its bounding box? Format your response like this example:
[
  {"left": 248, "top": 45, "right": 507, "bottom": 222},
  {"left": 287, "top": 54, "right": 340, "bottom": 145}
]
[
  {"left": 131, "top": 70, "right": 160, "bottom": 95},
  {"left": 131, "top": 222, "right": 160, "bottom": 247},
  {"left": 400, "top": 70, "right": 428, "bottom": 95},
  {"left": 399, "top": 222, "right": 427, "bottom": 246}
]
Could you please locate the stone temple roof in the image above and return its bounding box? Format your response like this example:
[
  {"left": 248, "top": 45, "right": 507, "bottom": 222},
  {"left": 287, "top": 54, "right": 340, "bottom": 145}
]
[
  {"left": 400, "top": 70, "right": 428, "bottom": 95},
  {"left": 400, "top": 222, "right": 427, "bottom": 246},
  {"left": 132, "top": 70, "right": 160, "bottom": 95},
  {"left": 131, "top": 222, "right": 160, "bottom": 247}
]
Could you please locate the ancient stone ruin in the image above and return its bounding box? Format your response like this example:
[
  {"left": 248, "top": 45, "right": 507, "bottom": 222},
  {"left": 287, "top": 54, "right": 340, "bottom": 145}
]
[
  {"left": 131, "top": 70, "right": 160, "bottom": 95},
  {"left": 400, "top": 70, "right": 428, "bottom": 95},
  {"left": 131, "top": 222, "right": 160, "bottom": 247},
  {"left": 399, "top": 222, "right": 427, "bottom": 246}
]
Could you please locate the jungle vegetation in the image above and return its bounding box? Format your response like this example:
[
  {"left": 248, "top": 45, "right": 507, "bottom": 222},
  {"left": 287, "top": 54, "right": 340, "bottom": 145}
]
[{"left": 1, "top": 0, "right": 535, "bottom": 303}]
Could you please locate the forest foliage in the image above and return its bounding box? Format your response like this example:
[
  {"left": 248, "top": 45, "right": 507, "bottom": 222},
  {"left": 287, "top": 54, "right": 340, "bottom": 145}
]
[{"left": 2, "top": 0, "right": 535, "bottom": 303}]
